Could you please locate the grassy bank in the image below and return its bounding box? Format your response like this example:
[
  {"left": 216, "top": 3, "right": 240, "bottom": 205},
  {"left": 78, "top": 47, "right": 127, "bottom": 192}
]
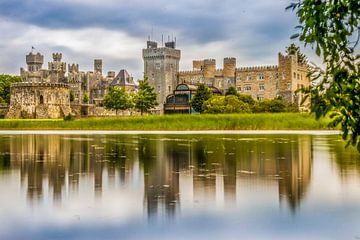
[{"left": 0, "top": 113, "right": 336, "bottom": 131}]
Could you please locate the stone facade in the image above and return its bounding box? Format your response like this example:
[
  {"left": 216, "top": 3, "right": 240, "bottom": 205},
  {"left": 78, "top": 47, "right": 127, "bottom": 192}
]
[
  {"left": 178, "top": 52, "right": 310, "bottom": 110},
  {"left": 6, "top": 51, "right": 135, "bottom": 118},
  {"left": 143, "top": 40, "right": 181, "bottom": 114},
  {"left": 7, "top": 83, "right": 71, "bottom": 118},
  {"left": 143, "top": 40, "right": 310, "bottom": 113}
]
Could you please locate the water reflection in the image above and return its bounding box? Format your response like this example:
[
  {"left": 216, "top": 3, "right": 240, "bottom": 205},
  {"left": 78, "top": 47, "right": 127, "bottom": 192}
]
[{"left": 0, "top": 134, "right": 329, "bottom": 218}]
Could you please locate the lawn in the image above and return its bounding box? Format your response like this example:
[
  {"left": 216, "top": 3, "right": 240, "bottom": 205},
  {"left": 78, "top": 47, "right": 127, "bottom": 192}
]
[{"left": 0, "top": 113, "right": 336, "bottom": 130}]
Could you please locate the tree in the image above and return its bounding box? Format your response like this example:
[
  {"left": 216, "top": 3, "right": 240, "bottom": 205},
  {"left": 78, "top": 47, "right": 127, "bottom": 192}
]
[
  {"left": 225, "top": 86, "right": 240, "bottom": 97},
  {"left": 0, "top": 75, "right": 21, "bottom": 105},
  {"left": 238, "top": 93, "right": 255, "bottom": 106},
  {"left": 286, "top": 43, "right": 308, "bottom": 64},
  {"left": 287, "top": 0, "right": 360, "bottom": 151},
  {"left": 190, "top": 84, "right": 212, "bottom": 113},
  {"left": 203, "top": 95, "right": 251, "bottom": 114},
  {"left": 82, "top": 91, "right": 89, "bottom": 104},
  {"left": 103, "top": 87, "right": 132, "bottom": 115},
  {"left": 133, "top": 75, "right": 158, "bottom": 115}
]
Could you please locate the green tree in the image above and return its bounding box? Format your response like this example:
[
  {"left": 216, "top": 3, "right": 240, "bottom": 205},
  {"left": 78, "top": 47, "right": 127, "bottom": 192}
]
[
  {"left": 82, "top": 91, "right": 89, "bottom": 104},
  {"left": 203, "top": 95, "right": 251, "bottom": 114},
  {"left": 287, "top": 0, "right": 360, "bottom": 150},
  {"left": 203, "top": 96, "right": 226, "bottom": 113},
  {"left": 190, "top": 84, "right": 212, "bottom": 113},
  {"left": 286, "top": 43, "right": 308, "bottom": 64},
  {"left": 0, "top": 75, "right": 21, "bottom": 105},
  {"left": 238, "top": 93, "right": 255, "bottom": 106},
  {"left": 133, "top": 75, "right": 158, "bottom": 115},
  {"left": 103, "top": 87, "right": 132, "bottom": 115},
  {"left": 225, "top": 86, "right": 240, "bottom": 97}
]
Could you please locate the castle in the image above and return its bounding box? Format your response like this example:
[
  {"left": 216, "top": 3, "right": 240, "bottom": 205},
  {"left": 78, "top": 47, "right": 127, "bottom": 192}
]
[
  {"left": 5, "top": 40, "right": 309, "bottom": 118},
  {"left": 6, "top": 51, "right": 135, "bottom": 118},
  {"left": 143, "top": 40, "right": 310, "bottom": 114}
]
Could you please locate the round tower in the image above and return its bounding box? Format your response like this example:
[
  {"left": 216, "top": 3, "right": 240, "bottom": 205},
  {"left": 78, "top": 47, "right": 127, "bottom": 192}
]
[
  {"left": 203, "top": 59, "right": 216, "bottom": 79},
  {"left": 223, "top": 57, "right": 236, "bottom": 78},
  {"left": 26, "top": 52, "right": 44, "bottom": 72}
]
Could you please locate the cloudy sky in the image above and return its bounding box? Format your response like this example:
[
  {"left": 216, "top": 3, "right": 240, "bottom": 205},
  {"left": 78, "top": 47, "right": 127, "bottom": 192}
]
[{"left": 0, "top": 0, "right": 318, "bottom": 79}]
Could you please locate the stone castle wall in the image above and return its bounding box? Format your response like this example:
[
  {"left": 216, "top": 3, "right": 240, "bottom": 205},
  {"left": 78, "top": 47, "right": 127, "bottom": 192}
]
[{"left": 6, "top": 83, "right": 71, "bottom": 119}]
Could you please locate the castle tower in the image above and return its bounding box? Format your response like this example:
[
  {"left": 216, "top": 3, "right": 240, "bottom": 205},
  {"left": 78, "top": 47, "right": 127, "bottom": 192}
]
[
  {"left": 26, "top": 52, "right": 44, "bottom": 72},
  {"left": 48, "top": 53, "right": 66, "bottom": 83},
  {"left": 143, "top": 40, "right": 181, "bottom": 114},
  {"left": 223, "top": 57, "right": 236, "bottom": 92},
  {"left": 193, "top": 60, "right": 204, "bottom": 71},
  {"left": 203, "top": 59, "right": 216, "bottom": 79},
  {"left": 94, "top": 59, "right": 103, "bottom": 74},
  {"left": 223, "top": 58, "right": 236, "bottom": 78}
]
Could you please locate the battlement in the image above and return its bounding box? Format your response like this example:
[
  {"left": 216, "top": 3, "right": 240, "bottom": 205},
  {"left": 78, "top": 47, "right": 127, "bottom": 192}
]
[
  {"left": 52, "top": 53, "right": 62, "bottom": 62},
  {"left": 178, "top": 70, "right": 203, "bottom": 75},
  {"left": 12, "top": 82, "right": 69, "bottom": 88},
  {"left": 68, "top": 63, "right": 79, "bottom": 73},
  {"left": 26, "top": 52, "right": 44, "bottom": 65},
  {"left": 204, "top": 59, "right": 216, "bottom": 65},
  {"left": 224, "top": 57, "right": 236, "bottom": 63},
  {"left": 236, "top": 65, "right": 278, "bottom": 71},
  {"left": 142, "top": 48, "right": 181, "bottom": 59},
  {"left": 278, "top": 52, "right": 292, "bottom": 60}
]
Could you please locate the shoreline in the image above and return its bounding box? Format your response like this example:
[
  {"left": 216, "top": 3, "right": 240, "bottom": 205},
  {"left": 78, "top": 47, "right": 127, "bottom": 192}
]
[{"left": 0, "top": 130, "right": 341, "bottom": 135}]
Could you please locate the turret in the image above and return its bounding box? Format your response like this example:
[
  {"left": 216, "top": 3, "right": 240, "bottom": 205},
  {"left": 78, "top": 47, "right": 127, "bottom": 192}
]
[
  {"left": 26, "top": 52, "right": 44, "bottom": 72},
  {"left": 223, "top": 57, "right": 236, "bottom": 78},
  {"left": 94, "top": 59, "right": 102, "bottom": 74},
  {"left": 203, "top": 59, "right": 216, "bottom": 79}
]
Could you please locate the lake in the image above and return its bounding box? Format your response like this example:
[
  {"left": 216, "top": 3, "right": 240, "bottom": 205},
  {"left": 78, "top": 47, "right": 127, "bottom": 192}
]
[{"left": 0, "top": 133, "right": 359, "bottom": 239}]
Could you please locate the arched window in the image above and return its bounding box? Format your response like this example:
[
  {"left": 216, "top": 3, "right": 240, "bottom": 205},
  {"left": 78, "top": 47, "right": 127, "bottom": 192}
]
[{"left": 40, "top": 95, "right": 44, "bottom": 104}]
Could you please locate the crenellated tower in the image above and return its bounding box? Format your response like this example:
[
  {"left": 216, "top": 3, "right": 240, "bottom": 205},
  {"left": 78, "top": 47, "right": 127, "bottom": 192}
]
[
  {"left": 142, "top": 40, "right": 181, "bottom": 114},
  {"left": 48, "top": 53, "right": 66, "bottom": 83}
]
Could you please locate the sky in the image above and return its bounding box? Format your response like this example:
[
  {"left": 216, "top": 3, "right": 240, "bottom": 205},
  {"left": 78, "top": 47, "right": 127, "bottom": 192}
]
[{"left": 0, "top": 0, "right": 318, "bottom": 80}]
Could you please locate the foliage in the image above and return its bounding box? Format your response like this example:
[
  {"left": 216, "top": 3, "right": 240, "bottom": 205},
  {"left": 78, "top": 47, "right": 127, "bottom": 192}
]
[
  {"left": 286, "top": 43, "right": 308, "bottom": 64},
  {"left": 0, "top": 75, "right": 21, "bottom": 105},
  {"left": 82, "top": 91, "right": 89, "bottom": 104},
  {"left": 252, "top": 98, "right": 286, "bottom": 113},
  {"left": 190, "top": 84, "right": 212, "bottom": 113},
  {"left": 103, "top": 87, "right": 132, "bottom": 114},
  {"left": 133, "top": 75, "right": 158, "bottom": 115},
  {"left": 287, "top": 0, "right": 360, "bottom": 151},
  {"left": 225, "top": 86, "right": 240, "bottom": 97},
  {"left": 203, "top": 95, "right": 251, "bottom": 114},
  {"left": 69, "top": 90, "right": 75, "bottom": 102},
  {"left": 63, "top": 113, "right": 75, "bottom": 121},
  {"left": 238, "top": 93, "right": 255, "bottom": 106}
]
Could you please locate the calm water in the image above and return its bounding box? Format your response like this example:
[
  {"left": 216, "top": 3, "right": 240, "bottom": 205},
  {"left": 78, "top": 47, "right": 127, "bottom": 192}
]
[{"left": 0, "top": 133, "right": 359, "bottom": 239}]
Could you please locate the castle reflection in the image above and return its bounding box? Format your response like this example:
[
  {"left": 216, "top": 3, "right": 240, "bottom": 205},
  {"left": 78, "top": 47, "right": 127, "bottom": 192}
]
[{"left": 1, "top": 134, "right": 316, "bottom": 216}]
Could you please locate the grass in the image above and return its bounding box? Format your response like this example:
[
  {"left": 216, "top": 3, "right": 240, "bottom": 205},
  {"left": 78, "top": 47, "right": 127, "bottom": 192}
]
[{"left": 0, "top": 113, "right": 336, "bottom": 131}]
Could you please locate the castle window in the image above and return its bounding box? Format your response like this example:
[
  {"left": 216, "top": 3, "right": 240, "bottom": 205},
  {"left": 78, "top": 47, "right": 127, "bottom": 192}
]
[
  {"left": 155, "top": 63, "right": 161, "bottom": 70},
  {"left": 40, "top": 95, "right": 44, "bottom": 104},
  {"left": 257, "top": 73, "right": 265, "bottom": 80},
  {"left": 293, "top": 72, "right": 296, "bottom": 78},
  {"left": 288, "top": 83, "right": 291, "bottom": 90},
  {"left": 246, "top": 75, "right": 253, "bottom": 81},
  {"left": 275, "top": 73, "right": 279, "bottom": 79},
  {"left": 168, "top": 86, "right": 171, "bottom": 93},
  {"left": 236, "top": 76, "right": 242, "bottom": 81},
  {"left": 259, "top": 84, "right": 265, "bottom": 91},
  {"left": 244, "top": 85, "right": 252, "bottom": 92},
  {"left": 297, "top": 73, "right": 300, "bottom": 79},
  {"left": 257, "top": 95, "right": 264, "bottom": 101},
  {"left": 237, "top": 87, "right": 241, "bottom": 91}
]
